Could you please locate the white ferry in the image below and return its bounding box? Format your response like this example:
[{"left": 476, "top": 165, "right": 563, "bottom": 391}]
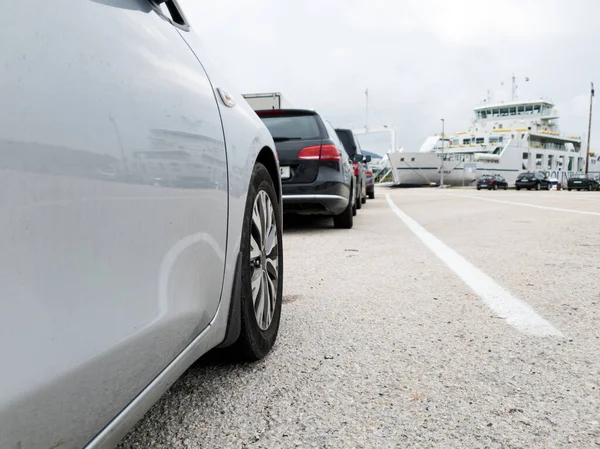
[{"left": 388, "top": 98, "right": 598, "bottom": 186}]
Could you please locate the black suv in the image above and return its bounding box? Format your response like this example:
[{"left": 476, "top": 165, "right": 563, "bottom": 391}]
[
  {"left": 335, "top": 128, "right": 367, "bottom": 208},
  {"left": 515, "top": 171, "right": 552, "bottom": 191},
  {"left": 257, "top": 109, "right": 358, "bottom": 228}
]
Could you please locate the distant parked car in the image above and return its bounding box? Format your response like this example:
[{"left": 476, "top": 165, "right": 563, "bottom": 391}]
[
  {"left": 515, "top": 171, "right": 552, "bottom": 191},
  {"left": 567, "top": 174, "right": 600, "bottom": 191},
  {"left": 476, "top": 174, "right": 508, "bottom": 190},
  {"left": 365, "top": 161, "right": 375, "bottom": 199},
  {"left": 257, "top": 109, "right": 357, "bottom": 228},
  {"left": 336, "top": 128, "right": 367, "bottom": 208},
  {"left": 1, "top": 2, "right": 283, "bottom": 448}
]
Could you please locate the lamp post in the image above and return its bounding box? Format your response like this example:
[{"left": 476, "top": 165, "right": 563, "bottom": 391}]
[{"left": 440, "top": 119, "right": 445, "bottom": 187}]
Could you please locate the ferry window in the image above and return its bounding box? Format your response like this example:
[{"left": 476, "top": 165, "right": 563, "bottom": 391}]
[
  {"left": 517, "top": 106, "right": 525, "bottom": 114},
  {"left": 452, "top": 139, "right": 459, "bottom": 145},
  {"left": 500, "top": 108, "right": 509, "bottom": 116},
  {"left": 522, "top": 153, "right": 529, "bottom": 159},
  {"left": 568, "top": 157, "right": 573, "bottom": 171},
  {"left": 480, "top": 111, "right": 487, "bottom": 119},
  {"left": 492, "top": 109, "right": 499, "bottom": 117},
  {"left": 499, "top": 137, "right": 503, "bottom": 142},
  {"left": 509, "top": 107, "right": 517, "bottom": 116},
  {"left": 534, "top": 105, "right": 541, "bottom": 114},
  {"left": 476, "top": 137, "right": 485, "bottom": 144},
  {"left": 525, "top": 105, "right": 533, "bottom": 114},
  {"left": 548, "top": 155, "right": 553, "bottom": 169},
  {"left": 400, "top": 157, "right": 404, "bottom": 161},
  {"left": 487, "top": 110, "right": 492, "bottom": 117},
  {"left": 463, "top": 139, "right": 471, "bottom": 145}
]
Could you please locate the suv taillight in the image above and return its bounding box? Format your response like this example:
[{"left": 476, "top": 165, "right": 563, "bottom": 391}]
[
  {"left": 366, "top": 170, "right": 373, "bottom": 176},
  {"left": 298, "top": 145, "right": 341, "bottom": 161},
  {"left": 352, "top": 162, "right": 359, "bottom": 175}
]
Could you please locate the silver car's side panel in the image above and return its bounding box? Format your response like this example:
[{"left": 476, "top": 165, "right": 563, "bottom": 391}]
[
  {"left": 0, "top": 1, "right": 229, "bottom": 448},
  {"left": 86, "top": 19, "right": 280, "bottom": 449},
  {"left": 178, "top": 33, "right": 280, "bottom": 315}
]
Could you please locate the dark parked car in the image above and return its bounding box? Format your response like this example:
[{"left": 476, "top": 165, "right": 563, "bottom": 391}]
[
  {"left": 515, "top": 171, "right": 552, "bottom": 191},
  {"left": 476, "top": 174, "right": 508, "bottom": 190},
  {"left": 365, "top": 163, "right": 375, "bottom": 199},
  {"left": 257, "top": 109, "right": 357, "bottom": 228},
  {"left": 336, "top": 128, "right": 367, "bottom": 208},
  {"left": 567, "top": 174, "right": 600, "bottom": 191}
]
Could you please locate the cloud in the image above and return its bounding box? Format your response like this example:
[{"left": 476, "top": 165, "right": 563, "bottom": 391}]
[{"left": 180, "top": 0, "right": 600, "bottom": 152}]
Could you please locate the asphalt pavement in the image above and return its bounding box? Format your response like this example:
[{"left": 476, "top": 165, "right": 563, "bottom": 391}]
[{"left": 118, "top": 188, "right": 600, "bottom": 449}]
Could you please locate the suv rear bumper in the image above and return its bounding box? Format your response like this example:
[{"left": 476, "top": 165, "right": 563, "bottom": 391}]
[
  {"left": 282, "top": 193, "right": 348, "bottom": 215},
  {"left": 282, "top": 179, "right": 350, "bottom": 215}
]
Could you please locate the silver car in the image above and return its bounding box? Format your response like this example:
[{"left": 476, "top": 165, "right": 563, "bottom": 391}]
[{"left": 0, "top": 1, "right": 283, "bottom": 448}]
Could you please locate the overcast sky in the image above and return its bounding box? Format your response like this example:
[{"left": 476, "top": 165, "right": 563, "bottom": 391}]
[{"left": 181, "top": 0, "right": 600, "bottom": 155}]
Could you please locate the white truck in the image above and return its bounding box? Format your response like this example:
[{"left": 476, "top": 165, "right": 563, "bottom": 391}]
[{"left": 242, "top": 92, "right": 293, "bottom": 111}]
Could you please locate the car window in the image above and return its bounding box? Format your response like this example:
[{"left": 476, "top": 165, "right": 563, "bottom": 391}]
[
  {"left": 324, "top": 121, "right": 346, "bottom": 154},
  {"left": 260, "top": 115, "right": 321, "bottom": 140},
  {"left": 335, "top": 130, "right": 356, "bottom": 156}
]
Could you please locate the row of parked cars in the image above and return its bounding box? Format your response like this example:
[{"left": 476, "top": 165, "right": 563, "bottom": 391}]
[
  {"left": 477, "top": 172, "right": 600, "bottom": 191},
  {"left": 2, "top": 5, "right": 379, "bottom": 445},
  {"left": 256, "top": 109, "right": 375, "bottom": 228}
]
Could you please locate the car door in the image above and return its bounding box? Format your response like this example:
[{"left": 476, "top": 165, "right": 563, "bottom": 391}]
[
  {"left": 354, "top": 134, "right": 367, "bottom": 196},
  {"left": 324, "top": 121, "right": 353, "bottom": 197},
  {"left": 0, "top": 2, "right": 227, "bottom": 447}
]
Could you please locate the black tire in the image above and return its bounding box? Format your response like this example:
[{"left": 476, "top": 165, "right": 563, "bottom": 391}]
[
  {"left": 516, "top": 187, "right": 520, "bottom": 191},
  {"left": 535, "top": 183, "right": 540, "bottom": 191},
  {"left": 577, "top": 189, "right": 580, "bottom": 191},
  {"left": 568, "top": 188, "right": 572, "bottom": 191},
  {"left": 477, "top": 187, "right": 481, "bottom": 191},
  {"left": 226, "top": 163, "right": 283, "bottom": 361},
  {"left": 588, "top": 184, "right": 593, "bottom": 191},
  {"left": 493, "top": 184, "right": 497, "bottom": 190},
  {"left": 334, "top": 187, "right": 354, "bottom": 229},
  {"left": 356, "top": 190, "right": 362, "bottom": 210},
  {"left": 361, "top": 195, "right": 367, "bottom": 204},
  {"left": 368, "top": 190, "right": 375, "bottom": 200},
  {"left": 504, "top": 185, "right": 508, "bottom": 190}
]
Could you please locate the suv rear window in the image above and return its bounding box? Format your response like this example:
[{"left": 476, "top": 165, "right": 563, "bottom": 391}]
[
  {"left": 517, "top": 172, "right": 533, "bottom": 179},
  {"left": 259, "top": 115, "right": 321, "bottom": 140}
]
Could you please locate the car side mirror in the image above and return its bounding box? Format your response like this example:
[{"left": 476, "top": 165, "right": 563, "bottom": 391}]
[
  {"left": 351, "top": 154, "right": 363, "bottom": 163},
  {"left": 364, "top": 155, "right": 372, "bottom": 163}
]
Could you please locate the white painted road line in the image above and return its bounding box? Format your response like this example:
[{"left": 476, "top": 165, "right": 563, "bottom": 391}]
[
  {"left": 447, "top": 193, "right": 600, "bottom": 216},
  {"left": 385, "top": 194, "right": 563, "bottom": 337}
]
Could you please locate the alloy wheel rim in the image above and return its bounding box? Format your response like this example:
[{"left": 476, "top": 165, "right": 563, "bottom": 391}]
[{"left": 249, "top": 190, "right": 278, "bottom": 330}]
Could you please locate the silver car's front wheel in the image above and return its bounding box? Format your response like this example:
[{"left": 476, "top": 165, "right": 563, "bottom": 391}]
[
  {"left": 225, "top": 162, "right": 283, "bottom": 361},
  {"left": 250, "top": 190, "right": 279, "bottom": 331}
]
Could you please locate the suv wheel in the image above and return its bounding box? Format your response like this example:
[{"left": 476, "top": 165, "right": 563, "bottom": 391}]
[
  {"left": 227, "top": 163, "right": 283, "bottom": 361},
  {"left": 334, "top": 187, "right": 354, "bottom": 229},
  {"left": 535, "top": 183, "right": 541, "bottom": 191}
]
